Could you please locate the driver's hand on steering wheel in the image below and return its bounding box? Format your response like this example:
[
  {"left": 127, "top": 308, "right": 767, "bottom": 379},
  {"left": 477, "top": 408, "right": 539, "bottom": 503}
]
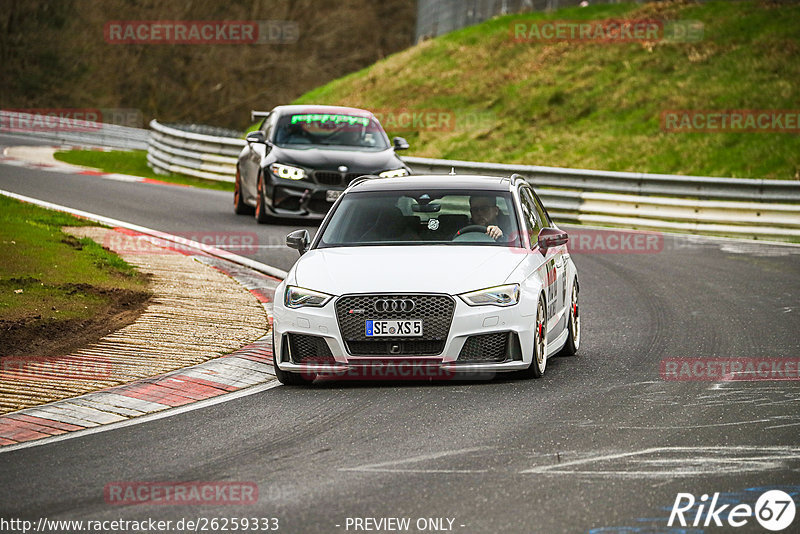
[{"left": 486, "top": 225, "right": 503, "bottom": 240}]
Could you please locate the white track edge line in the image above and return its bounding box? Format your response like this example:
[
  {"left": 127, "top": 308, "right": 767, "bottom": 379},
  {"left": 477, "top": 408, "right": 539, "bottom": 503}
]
[{"left": 0, "top": 380, "right": 281, "bottom": 454}]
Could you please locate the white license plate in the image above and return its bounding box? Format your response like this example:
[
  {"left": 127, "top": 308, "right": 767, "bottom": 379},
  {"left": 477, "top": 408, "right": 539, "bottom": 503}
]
[
  {"left": 366, "top": 320, "right": 423, "bottom": 337},
  {"left": 326, "top": 190, "right": 342, "bottom": 202}
]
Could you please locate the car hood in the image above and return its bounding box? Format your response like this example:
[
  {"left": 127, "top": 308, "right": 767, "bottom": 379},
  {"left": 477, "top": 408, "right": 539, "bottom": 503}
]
[
  {"left": 270, "top": 146, "right": 404, "bottom": 173},
  {"left": 292, "top": 246, "right": 526, "bottom": 295}
]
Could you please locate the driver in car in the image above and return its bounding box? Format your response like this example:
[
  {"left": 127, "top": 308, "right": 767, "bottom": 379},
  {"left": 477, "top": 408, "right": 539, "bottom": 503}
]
[{"left": 469, "top": 195, "right": 507, "bottom": 240}]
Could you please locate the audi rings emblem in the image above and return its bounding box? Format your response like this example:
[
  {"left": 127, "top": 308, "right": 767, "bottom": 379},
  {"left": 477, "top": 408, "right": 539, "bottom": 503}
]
[{"left": 374, "top": 299, "right": 415, "bottom": 313}]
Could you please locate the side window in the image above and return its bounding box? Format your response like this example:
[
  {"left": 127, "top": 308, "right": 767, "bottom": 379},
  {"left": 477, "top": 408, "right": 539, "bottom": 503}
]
[
  {"left": 531, "top": 189, "right": 552, "bottom": 228},
  {"left": 261, "top": 116, "right": 274, "bottom": 141},
  {"left": 519, "top": 187, "right": 542, "bottom": 247}
]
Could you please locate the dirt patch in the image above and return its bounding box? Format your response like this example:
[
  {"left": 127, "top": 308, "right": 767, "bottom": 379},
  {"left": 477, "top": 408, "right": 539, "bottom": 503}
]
[{"left": 0, "top": 286, "right": 151, "bottom": 358}]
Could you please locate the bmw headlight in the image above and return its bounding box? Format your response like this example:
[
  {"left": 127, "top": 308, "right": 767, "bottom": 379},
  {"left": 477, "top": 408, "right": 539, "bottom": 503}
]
[
  {"left": 459, "top": 284, "right": 520, "bottom": 307},
  {"left": 270, "top": 163, "right": 307, "bottom": 180},
  {"left": 378, "top": 168, "right": 409, "bottom": 178},
  {"left": 285, "top": 286, "right": 333, "bottom": 308}
]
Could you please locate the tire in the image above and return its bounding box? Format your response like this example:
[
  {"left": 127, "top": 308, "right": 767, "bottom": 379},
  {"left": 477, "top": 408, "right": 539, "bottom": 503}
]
[
  {"left": 520, "top": 295, "right": 547, "bottom": 379},
  {"left": 254, "top": 170, "right": 273, "bottom": 224},
  {"left": 558, "top": 281, "right": 580, "bottom": 356},
  {"left": 273, "top": 336, "right": 308, "bottom": 386},
  {"left": 234, "top": 166, "right": 255, "bottom": 215}
]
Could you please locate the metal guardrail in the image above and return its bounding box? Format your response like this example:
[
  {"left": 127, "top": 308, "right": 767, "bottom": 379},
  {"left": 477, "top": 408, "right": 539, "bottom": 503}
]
[
  {"left": 145, "top": 119, "right": 800, "bottom": 241},
  {"left": 403, "top": 156, "right": 800, "bottom": 203},
  {"left": 147, "top": 120, "right": 241, "bottom": 182},
  {"left": 0, "top": 110, "right": 149, "bottom": 150}
]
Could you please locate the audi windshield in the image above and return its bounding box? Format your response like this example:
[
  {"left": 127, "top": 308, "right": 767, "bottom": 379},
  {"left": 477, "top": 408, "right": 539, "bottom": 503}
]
[
  {"left": 317, "top": 190, "right": 523, "bottom": 248},
  {"left": 273, "top": 113, "right": 390, "bottom": 150}
]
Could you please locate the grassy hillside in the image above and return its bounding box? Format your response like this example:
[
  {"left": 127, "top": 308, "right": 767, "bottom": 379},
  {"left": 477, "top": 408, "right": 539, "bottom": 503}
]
[{"left": 294, "top": 1, "right": 800, "bottom": 180}]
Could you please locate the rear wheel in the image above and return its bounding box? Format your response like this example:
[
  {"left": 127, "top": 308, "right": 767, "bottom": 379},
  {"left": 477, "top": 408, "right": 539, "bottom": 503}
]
[
  {"left": 234, "top": 166, "right": 255, "bottom": 215},
  {"left": 558, "top": 282, "right": 580, "bottom": 356},
  {"left": 520, "top": 295, "right": 547, "bottom": 379},
  {"left": 255, "top": 171, "right": 273, "bottom": 224}
]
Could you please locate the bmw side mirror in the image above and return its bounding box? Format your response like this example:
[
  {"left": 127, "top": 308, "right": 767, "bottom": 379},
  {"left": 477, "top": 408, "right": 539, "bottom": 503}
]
[
  {"left": 393, "top": 137, "right": 410, "bottom": 151},
  {"left": 246, "top": 131, "right": 266, "bottom": 144},
  {"left": 537, "top": 228, "right": 568, "bottom": 251},
  {"left": 286, "top": 229, "right": 310, "bottom": 255}
]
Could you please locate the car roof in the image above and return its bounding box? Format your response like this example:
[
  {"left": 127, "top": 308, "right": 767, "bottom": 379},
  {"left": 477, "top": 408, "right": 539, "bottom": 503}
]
[
  {"left": 272, "top": 104, "right": 374, "bottom": 118},
  {"left": 349, "top": 174, "right": 517, "bottom": 192}
]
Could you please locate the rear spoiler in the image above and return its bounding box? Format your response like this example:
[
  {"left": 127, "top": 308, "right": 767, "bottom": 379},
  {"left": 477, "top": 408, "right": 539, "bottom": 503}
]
[{"left": 250, "top": 110, "right": 272, "bottom": 121}]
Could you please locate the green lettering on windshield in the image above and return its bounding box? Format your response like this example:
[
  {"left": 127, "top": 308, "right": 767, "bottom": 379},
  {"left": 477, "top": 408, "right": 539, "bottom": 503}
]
[{"left": 290, "top": 113, "right": 370, "bottom": 127}]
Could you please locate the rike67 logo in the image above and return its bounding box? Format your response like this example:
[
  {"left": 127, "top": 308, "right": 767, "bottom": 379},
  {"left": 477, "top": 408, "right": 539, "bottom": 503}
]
[{"left": 669, "top": 490, "right": 796, "bottom": 531}]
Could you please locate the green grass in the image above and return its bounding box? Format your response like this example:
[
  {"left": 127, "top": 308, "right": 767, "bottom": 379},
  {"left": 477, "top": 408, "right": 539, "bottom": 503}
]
[
  {"left": 53, "top": 149, "right": 235, "bottom": 192},
  {"left": 291, "top": 0, "right": 800, "bottom": 180},
  {"left": 0, "top": 195, "right": 149, "bottom": 325}
]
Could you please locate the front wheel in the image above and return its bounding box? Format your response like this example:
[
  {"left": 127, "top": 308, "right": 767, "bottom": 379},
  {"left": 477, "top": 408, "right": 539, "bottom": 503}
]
[
  {"left": 254, "top": 171, "right": 273, "bottom": 224},
  {"left": 273, "top": 342, "right": 308, "bottom": 386},
  {"left": 558, "top": 282, "right": 580, "bottom": 356},
  {"left": 520, "top": 295, "right": 547, "bottom": 379},
  {"left": 234, "top": 166, "right": 255, "bottom": 215}
]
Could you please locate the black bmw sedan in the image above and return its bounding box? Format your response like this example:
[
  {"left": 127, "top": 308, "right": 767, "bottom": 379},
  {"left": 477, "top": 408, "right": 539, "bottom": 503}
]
[{"left": 235, "top": 105, "right": 411, "bottom": 223}]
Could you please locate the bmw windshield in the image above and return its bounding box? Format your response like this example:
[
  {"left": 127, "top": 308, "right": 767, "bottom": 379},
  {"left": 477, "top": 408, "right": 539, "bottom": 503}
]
[
  {"left": 273, "top": 113, "right": 390, "bottom": 150},
  {"left": 318, "top": 190, "right": 523, "bottom": 248}
]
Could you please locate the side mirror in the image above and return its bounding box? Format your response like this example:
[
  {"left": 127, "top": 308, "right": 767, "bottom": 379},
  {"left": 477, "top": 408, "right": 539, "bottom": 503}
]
[
  {"left": 393, "top": 137, "right": 410, "bottom": 151},
  {"left": 246, "top": 131, "right": 266, "bottom": 144},
  {"left": 286, "top": 229, "right": 310, "bottom": 255},
  {"left": 537, "top": 227, "right": 568, "bottom": 251}
]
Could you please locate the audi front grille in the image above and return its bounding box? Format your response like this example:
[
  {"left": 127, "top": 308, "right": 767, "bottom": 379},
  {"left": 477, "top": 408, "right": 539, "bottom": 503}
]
[{"left": 335, "top": 294, "right": 455, "bottom": 356}]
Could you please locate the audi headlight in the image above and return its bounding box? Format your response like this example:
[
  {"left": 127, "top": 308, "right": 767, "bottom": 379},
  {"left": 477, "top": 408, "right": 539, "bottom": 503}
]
[
  {"left": 459, "top": 284, "right": 520, "bottom": 307},
  {"left": 378, "top": 168, "right": 409, "bottom": 178},
  {"left": 270, "top": 163, "right": 307, "bottom": 180},
  {"left": 285, "top": 286, "right": 333, "bottom": 308}
]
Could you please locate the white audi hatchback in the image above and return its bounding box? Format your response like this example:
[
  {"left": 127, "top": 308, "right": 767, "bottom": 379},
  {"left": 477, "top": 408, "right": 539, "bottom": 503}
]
[{"left": 271, "top": 174, "right": 579, "bottom": 384}]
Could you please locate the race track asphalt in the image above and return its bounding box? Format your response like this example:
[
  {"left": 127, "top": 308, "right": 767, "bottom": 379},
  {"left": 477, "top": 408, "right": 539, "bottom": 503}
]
[{"left": 2, "top": 135, "right": 799, "bottom": 533}]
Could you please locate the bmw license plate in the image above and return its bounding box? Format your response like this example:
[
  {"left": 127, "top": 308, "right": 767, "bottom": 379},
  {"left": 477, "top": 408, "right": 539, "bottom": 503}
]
[
  {"left": 326, "top": 190, "right": 342, "bottom": 202},
  {"left": 366, "top": 320, "right": 422, "bottom": 337}
]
